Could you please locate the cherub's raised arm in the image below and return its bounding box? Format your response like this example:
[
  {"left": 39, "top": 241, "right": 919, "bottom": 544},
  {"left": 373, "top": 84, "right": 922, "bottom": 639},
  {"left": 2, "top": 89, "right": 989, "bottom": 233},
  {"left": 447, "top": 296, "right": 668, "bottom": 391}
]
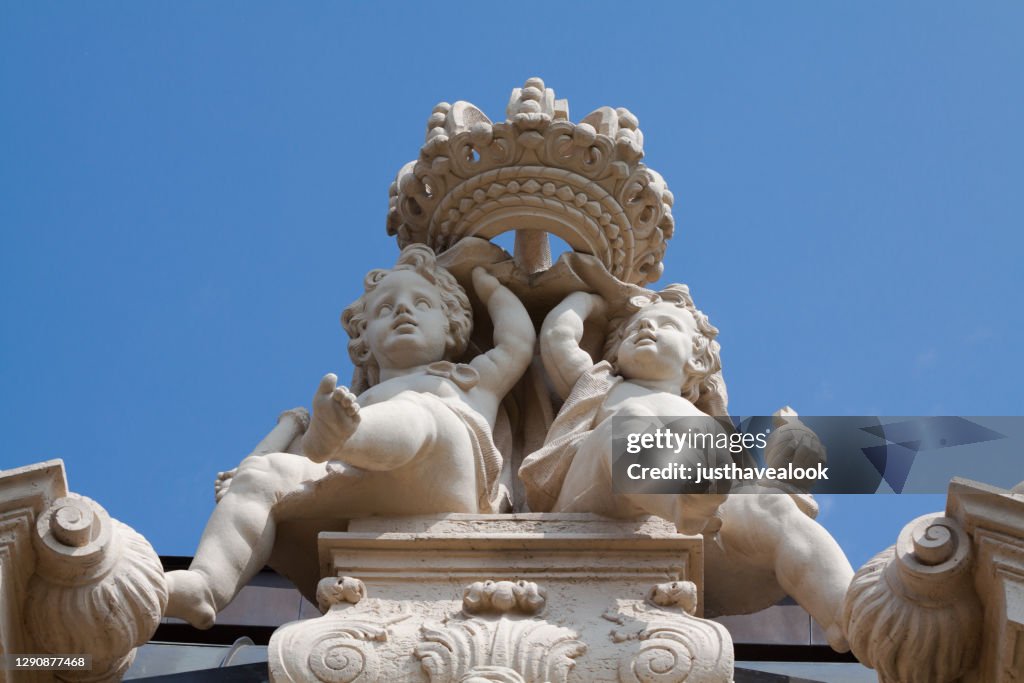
[
  {"left": 540, "top": 292, "right": 605, "bottom": 399},
  {"left": 469, "top": 267, "right": 536, "bottom": 397}
]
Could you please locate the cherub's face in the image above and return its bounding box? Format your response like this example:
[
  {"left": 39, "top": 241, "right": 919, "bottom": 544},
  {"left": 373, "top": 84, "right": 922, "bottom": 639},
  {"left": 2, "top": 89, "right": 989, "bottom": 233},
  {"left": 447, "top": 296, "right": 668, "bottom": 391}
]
[
  {"left": 616, "top": 303, "right": 698, "bottom": 384},
  {"left": 363, "top": 270, "right": 449, "bottom": 370}
]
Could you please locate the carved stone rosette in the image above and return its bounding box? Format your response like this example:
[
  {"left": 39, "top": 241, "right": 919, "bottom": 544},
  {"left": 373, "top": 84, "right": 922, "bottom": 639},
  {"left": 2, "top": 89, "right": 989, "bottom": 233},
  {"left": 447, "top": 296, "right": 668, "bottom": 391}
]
[
  {"left": 266, "top": 514, "right": 734, "bottom": 683},
  {"left": 386, "top": 78, "right": 675, "bottom": 285}
]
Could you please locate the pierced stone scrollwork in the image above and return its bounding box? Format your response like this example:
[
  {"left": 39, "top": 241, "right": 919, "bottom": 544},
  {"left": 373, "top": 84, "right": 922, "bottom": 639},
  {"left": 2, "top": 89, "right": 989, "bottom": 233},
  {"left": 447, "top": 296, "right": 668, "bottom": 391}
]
[
  {"left": 25, "top": 493, "right": 167, "bottom": 682},
  {"left": 843, "top": 513, "right": 983, "bottom": 683},
  {"left": 387, "top": 77, "right": 675, "bottom": 285}
]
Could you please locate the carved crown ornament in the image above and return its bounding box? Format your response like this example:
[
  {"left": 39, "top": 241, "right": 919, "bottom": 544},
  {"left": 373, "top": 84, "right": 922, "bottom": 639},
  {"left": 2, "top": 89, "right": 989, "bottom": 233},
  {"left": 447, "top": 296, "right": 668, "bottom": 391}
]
[{"left": 386, "top": 77, "right": 675, "bottom": 285}]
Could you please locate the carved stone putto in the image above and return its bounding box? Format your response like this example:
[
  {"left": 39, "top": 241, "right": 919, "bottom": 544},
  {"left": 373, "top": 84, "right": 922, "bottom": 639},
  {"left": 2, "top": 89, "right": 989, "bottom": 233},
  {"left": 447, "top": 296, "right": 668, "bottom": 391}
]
[{"left": 5, "top": 75, "right": 1024, "bottom": 683}]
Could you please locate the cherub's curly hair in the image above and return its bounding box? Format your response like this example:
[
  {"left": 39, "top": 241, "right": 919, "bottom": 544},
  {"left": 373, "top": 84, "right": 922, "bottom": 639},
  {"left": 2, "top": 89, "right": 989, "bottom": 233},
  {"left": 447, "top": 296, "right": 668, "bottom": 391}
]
[
  {"left": 603, "top": 284, "right": 728, "bottom": 415},
  {"left": 342, "top": 244, "right": 473, "bottom": 393}
]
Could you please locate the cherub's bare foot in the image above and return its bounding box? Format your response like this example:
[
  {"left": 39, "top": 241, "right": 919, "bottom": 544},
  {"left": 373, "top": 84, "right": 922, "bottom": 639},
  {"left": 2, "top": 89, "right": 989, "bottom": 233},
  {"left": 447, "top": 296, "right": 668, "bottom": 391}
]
[
  {"left": 675, "top": 493, "right": 727, "bottom": 535},
  {"left": 165, "top": 569, "right": 217, "bottom": 629},
  {"left": 214, "top": 467, "right": 237, "bottom": 503},
  {"left": 303, "top": 373, "right": 361, "bottom": 462},
  {"left": 825, "top": 622, "right": 850, "bottom": 653},
  {"left": 765, "top": 409, "right": 825, "bottom": 471}
]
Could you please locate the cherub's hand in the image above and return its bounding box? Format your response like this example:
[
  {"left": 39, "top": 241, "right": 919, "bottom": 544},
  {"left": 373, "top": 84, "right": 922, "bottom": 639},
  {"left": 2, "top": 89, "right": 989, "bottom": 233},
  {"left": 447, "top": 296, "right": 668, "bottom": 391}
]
[
  {"left": 584, "top": 292, "right": 608, "bottom": 319},
  {"left": 472, "top": 266, "right": 502, "bottom": 305},
  {"left": 303, "top": 373, "right": 361, "bottom": 463},
  {"left": 214, "top": 467, "right": 237, "bottom": 503},
  {"left": 675, "top": 492, "right": 728, "bottom": 535},
  {"left": 561, "top": 290, "right": 608, "bottom": 321},
  {"left": 764, "top": 408, "right": 826, "bottom": 476},
  {"left": 564, "top": 252, "right": 650, "bottom": 315}
]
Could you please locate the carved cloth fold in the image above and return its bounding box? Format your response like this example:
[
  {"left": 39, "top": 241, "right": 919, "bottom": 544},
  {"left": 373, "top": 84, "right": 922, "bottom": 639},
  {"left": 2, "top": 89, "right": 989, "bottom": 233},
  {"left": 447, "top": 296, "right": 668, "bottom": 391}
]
[
  {"left": 519, "top": 361, "right": 620, "bottom": 513},
  {"left": 518, "top": 362, "right": 819, "bottom": 520},
  {"left": 429, "top": 392, "right": 505, "bottom": 514}
]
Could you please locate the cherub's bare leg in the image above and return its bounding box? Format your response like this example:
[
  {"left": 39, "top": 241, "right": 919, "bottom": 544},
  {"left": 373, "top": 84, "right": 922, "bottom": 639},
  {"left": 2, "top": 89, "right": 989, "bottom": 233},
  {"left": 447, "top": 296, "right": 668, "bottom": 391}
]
[
  {"left": 166, "top": 394, "right": 472, "bottom": 628},
  {"left": 716, "top": 494, "right": 854, "bottom": 651},
  {"left": 552, "top": 419, "right": 725, "bottom": 532},
  {"left": 166, "top": 451, "right": 323, "bottom": 628}
]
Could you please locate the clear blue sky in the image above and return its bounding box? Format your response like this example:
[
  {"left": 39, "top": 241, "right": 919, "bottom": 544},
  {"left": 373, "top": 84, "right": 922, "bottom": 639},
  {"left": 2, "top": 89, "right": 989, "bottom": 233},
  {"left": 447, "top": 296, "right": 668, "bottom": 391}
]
[{"left": 2, "top": 3, "right": 1022, "bottom": 570}]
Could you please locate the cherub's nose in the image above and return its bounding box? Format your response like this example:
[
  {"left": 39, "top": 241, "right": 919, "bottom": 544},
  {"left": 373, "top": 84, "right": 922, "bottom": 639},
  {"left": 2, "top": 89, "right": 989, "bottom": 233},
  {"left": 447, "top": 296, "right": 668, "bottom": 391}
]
[
  {"left": 394, "top": 300, "right": 413, "bottom": 315},
  {"left": 637, "top": 318, "right": 655, "bottom": 331}
]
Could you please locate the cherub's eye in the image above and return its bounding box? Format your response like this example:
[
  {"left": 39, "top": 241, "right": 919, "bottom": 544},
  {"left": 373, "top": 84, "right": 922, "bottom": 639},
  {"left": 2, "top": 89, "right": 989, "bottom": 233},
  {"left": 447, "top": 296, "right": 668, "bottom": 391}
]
[
  {"left": 415, "top": 298, "right": 432, "bottom": 310},
  {"left": 377, "top": 304, "right": 393, "bottom": 316},
  {"left": 661, "top": 320, "right": 680, "bottom": 330}
]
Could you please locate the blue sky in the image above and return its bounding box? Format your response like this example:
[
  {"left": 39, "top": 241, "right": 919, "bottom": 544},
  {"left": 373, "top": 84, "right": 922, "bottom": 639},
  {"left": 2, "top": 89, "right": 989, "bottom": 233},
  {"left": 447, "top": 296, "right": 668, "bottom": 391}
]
[{"left": 2, "top": 3, "right": 1022, "bottom": 570}]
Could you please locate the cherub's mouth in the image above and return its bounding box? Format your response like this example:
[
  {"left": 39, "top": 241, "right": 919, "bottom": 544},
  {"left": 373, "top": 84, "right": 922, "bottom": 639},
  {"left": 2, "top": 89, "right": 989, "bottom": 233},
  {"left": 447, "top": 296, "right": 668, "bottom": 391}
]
[
  {"left": 392, "top": 315, "right": 418, "bottom": 333},
  {"left": 635, "top": 331, "right": 657, "bottom": 344}
]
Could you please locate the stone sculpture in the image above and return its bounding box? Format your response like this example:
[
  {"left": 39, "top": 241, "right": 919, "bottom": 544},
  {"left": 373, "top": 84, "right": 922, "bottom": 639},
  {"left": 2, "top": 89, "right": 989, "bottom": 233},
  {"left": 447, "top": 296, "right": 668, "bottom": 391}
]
[
  {"left": 267, "top": 514, "right": 733, "bottom": 683},
  {"left": 0, "top": 462, "right": 166, "bottom": 683},
  {"left": 5, "top": 77, "right": 1023, "bottom": 682},
  {"left": 843, "top": 478, "right": 1024, "bottom": 682},
  {"left": 521, "top": 285, "right": 854, "bottom": 649},
  {"left": 165, "top": 244, "right": 535, "bottom": 628}
]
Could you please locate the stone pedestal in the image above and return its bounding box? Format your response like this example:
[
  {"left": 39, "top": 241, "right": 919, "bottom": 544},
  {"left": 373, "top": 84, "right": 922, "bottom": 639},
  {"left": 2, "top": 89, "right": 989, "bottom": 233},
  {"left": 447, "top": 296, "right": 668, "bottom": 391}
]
[{"left": 268, "top": 513, "right": 734, "bottom": 683}]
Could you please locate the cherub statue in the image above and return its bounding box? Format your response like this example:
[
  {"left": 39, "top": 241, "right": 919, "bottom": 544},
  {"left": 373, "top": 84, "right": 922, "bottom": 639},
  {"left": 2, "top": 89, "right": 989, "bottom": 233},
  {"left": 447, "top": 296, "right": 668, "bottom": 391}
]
[
  {"left": 520, "top": 286, "right": 853, "bottom": 650},
  {"left": 166, "top": 244, "right": 535, "bottom": 628}
]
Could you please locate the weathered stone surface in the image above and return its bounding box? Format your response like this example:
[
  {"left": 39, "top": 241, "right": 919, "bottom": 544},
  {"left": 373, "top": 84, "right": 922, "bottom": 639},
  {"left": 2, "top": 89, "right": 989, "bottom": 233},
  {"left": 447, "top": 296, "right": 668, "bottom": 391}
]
[
  {"left": 0, "top": 461, "right": 165, "bottom": 683},
  {"left": 268, "top": 514, "right": 733, "bottom": 683},
  {"left": 843, "top": 477, "right": 1024, "bottom": 683},
  {"left": 0, "top": 460, "right": 67, "bottom": 683}
]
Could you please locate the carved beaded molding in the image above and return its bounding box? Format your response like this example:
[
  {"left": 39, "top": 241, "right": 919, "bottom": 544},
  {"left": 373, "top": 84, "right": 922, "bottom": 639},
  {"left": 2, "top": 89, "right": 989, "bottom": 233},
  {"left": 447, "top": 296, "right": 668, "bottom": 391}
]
[{"left": 386, "top": 77, "right": 675, "bottom": 285}]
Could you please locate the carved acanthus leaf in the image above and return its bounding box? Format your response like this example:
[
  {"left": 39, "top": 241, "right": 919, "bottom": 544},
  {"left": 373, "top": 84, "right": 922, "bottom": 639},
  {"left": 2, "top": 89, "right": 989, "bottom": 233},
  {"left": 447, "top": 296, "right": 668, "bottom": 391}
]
[{"left": 416, "top": 617, "right": 585, "bottom": 683}]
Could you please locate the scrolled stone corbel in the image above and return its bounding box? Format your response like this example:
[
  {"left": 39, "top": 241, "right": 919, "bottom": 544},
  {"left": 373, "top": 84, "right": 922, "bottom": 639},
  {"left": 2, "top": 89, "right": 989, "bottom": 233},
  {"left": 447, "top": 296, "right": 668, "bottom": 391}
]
[
  {"left": 25, "top": 493, "right": 167, "bottom": 682},
  {"left": 843, "top": 512, "right": 983, "bottom": 683}
]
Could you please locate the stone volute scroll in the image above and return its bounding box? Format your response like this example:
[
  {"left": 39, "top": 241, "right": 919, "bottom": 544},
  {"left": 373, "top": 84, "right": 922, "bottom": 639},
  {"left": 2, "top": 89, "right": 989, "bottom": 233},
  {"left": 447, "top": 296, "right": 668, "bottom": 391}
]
[
  {"left": 26, "top": 493, "right": 167, "bottom": 682},
  {"left": 843, "top": 513, "right": 982, "bottom": 683}
]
